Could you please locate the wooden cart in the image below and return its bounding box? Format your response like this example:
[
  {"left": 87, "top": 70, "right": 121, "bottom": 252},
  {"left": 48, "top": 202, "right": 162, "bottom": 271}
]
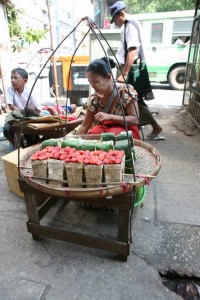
[
  {"left": 12, "top": 115, "right": 83, "bottom": 148},
  {"left": 19, "top": 137, "right": 161, "bottom": 261}
]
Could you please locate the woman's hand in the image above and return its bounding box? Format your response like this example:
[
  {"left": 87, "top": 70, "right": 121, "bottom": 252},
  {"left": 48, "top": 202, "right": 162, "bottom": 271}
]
[
  {"left": 94, "top": 112, "right": 110, "bottom": 122},
  {"left": 117, "top": 74, "right": 127, "bottom": 83}
]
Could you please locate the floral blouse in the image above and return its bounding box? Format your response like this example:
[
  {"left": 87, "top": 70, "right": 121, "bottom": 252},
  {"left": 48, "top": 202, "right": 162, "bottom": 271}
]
[{"left": 86, "top": 83, "right": 138, "bottom": 116}]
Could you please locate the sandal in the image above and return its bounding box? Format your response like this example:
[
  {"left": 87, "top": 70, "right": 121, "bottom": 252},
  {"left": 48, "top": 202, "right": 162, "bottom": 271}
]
[{"left": 145, "top": 134, "right": 165, "bottom": 141}]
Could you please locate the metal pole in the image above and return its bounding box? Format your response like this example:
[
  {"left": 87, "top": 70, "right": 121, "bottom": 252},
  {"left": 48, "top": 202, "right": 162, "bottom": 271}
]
[
  {"left": 0, "top": 53, "right": 7, "bottom": 104},
  {"left": 46, "top": 0, "right": 59, "bottom": 98}
]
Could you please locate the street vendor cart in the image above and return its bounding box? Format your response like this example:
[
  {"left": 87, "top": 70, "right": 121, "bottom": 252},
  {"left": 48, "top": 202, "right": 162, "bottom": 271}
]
[{"left": 19, "top": 135, "right": 161, "bottom": 261}]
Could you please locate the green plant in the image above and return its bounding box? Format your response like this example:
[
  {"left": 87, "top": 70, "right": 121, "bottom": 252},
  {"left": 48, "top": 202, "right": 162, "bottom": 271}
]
[{"left": 5, "top": 4, "right": 47, "bottom": 52}]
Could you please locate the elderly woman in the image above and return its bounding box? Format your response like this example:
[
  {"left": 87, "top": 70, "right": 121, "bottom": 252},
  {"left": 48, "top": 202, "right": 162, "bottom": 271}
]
[{"left": 77, "top": 57, "right": 140, "bottom": 140}]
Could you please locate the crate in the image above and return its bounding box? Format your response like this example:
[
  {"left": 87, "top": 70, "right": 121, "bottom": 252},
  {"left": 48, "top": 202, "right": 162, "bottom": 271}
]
[{"left": 2, "top": 146, "right": 47, "bottom": 205}]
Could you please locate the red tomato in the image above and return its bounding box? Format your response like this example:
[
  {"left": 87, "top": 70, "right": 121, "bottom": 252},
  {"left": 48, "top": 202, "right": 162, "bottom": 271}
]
[
  {"left": 32, "top": 152, "right": 39, "bottom": 157},
  {"left": 64, "top": 146, "right": 70, "bottom": 152},
  {"left": 65, "top": 158, "right": 71, "bottom": 163},
  {"left": 115, "top": 158, "right": 122, "bottom": 164},
  {"left": 38, "top": 155, "right": 47, "bottom": 160},
  {"left": 96, "top": 160, "right": 103, "bottom": 165},
  {"left": 55, "top": 146, "right": 61, "bottom": 151},
  {"left": 119, "top": 150, "right": 125, "bottom": 157},
  {"left": 59, "top": 149, "right": 66, "bottom": 154},
  {"left": 89, "top": 158, "right": 96, "bottom": 165},
  {"left": 41, "top": 148, "right": 48, "bottom": 153},
  {"left": 47, "top": 146, "right": 55, "bottom": 151},
  {"left": 99, "top": 152, "right": 106, "bottom": 160},
  {"left": 83, "top": 158, "right": 89, "bottom": 164},
  {"left": 104, "top": 158, "right": 110, "bottom": 164},
  {"left": 77, "top": 158, "right": 84, "bottom": 163},
  {"left": 109, "top": 157, "right": 116, "bottom": 164},
  {"left": 69, "top": 148, "right": 76, "bottom": 153},
  {"left": 53, "top": 153, "right": 60, "bottom": 159},
  {"left": 31, "top": 155, "right": 38, "bottom": 160},
  {"left": 78, "top": 150, "right": 84, "bottom": 155},
  {"left": 85, "top": 150, "right": 91, "bottom": 156},
  {"left": 60, "top": 154, "right": 67, "bottom": 160},
  {"left": 71, "top": 157, "right": 78, "bottom": 163},
  {"left": 36, "top": 150, "right": 44, "bottom": 156},
  {"left": 112, "top": 150, "right": 120, "bottom": 156}
]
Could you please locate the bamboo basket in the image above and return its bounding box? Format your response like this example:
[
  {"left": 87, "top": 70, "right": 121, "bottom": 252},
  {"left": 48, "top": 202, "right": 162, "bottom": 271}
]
[{"left": 19, "top": 135, "right": 161, "bottom": 199}]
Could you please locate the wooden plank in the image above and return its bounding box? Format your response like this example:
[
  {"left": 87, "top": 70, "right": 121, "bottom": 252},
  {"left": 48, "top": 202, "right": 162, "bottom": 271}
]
[
  {"left": 27, "top": 223, "right": 129, "bottom": 256},
  {"left": 37, "top": 197, "right": 58, "bottom": 220},
  {"left": 24, "top": 192, "right": 40, "bottom": 224},
  {"left": 118, "top": 208, "right": 131, "bottom": 255}
]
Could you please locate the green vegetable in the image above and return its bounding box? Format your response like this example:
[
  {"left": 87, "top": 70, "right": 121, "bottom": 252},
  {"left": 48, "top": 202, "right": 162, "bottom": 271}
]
[
  {"left": 78, "top": 140, "right": 98, "bottom": 151},
  {"left": 96, "top": 141, "right": 114, "bottom": 152},
  {"left": 42, "top": 139, "right": 58, "bottom": 149},
  {"left": 114, "top": 140, "right": 131, "bottom": 159},
  {"left": 101, "top": 133, "right": 115, "bottom": 143},
  {"left": 116, "top": 131, "right": 134, "bottom": 147},
  {"left": 61, "top": 138, "right": 82, "bottom": 149},
  {"left": 125, "top": 158, "right": 134, "bottom": 174},
  {"left": 131, "top": 147, "right": 136, "bottom": 161}
]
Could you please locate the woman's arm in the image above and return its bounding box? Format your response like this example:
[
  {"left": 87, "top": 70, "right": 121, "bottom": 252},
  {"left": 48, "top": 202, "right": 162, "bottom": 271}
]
[
  {"left": 94, "top": 101, "right": 139, "bottom": 126},
  {"left": 76, "top": 110, "right": 95, "bottom": 135}
]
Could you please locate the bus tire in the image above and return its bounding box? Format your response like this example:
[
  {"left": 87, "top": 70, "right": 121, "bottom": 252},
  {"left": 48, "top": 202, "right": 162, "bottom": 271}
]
[{"left": 168, "top": 66, "right": 186, "bottom": 90}]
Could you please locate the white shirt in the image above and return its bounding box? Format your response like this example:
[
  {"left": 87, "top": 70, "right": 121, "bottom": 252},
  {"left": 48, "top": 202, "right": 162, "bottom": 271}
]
[
  {"left": 116, "top": 14, "right": 145, "bottom": 65},
  {"left": 6, "top": 85, "right": 41, "bottom": 110},
  {"left": 174, "top": 38, "right": 185, "bottom": 45}
]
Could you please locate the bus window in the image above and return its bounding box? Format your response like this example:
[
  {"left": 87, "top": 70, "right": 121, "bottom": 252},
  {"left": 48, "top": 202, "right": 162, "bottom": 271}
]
[
  {"left": 173, "top": 20, "right": 193, "bottom": 33},
  {"left": 151, "top": 23, "right": 163, "bottom": 43},
  {"left": 172, "top": 20, "right": 193, "bottom": 43}
]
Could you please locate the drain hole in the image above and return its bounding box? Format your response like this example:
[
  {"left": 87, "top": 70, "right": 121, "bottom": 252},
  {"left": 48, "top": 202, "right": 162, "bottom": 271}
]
[{"left": 160, "top": 272, "right": 200, "bottom": 300}]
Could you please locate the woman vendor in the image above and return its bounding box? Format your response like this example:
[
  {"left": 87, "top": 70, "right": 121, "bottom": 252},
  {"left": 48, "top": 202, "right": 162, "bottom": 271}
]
[{"left": 77, "top": 57, "right": 140, "bottom": 140}]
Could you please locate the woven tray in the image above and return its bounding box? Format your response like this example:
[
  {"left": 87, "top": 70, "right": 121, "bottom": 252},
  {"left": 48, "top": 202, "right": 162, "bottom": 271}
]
[{"left": 19, "top": 135, "right": 161, "bottom": 199}]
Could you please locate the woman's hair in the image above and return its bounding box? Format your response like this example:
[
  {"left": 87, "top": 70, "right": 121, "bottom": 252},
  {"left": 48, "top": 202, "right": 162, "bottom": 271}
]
[
  {"left": 11, "top": 68, "right": 28, "bottom": 79},
  {"left": 86, "top": 57, "right": 116, "bottom": 77}
]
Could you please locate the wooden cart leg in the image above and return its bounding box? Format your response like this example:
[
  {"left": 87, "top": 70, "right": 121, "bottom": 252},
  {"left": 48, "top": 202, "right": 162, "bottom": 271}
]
[
  {"left": 24, "top": 190, "right": 41, "bottom": 240},
  {"left": 118, "top": 208, "right": 130, "bottom": 261}
]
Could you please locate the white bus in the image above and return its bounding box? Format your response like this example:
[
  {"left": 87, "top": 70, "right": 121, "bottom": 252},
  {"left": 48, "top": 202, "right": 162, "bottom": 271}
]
[{"left": 90, "top": 10, "right": 195, "bottom": 90}]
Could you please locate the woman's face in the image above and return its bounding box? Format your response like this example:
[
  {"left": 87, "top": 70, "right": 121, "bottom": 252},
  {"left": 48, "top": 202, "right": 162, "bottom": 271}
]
[{"left": 86, "top": 71, "right": 111, "bottom": 96}]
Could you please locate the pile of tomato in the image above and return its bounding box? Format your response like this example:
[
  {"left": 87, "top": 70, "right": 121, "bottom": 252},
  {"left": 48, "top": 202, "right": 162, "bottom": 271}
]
[{"left": 31, "top": 146, "right": 125, "bottom": 165}]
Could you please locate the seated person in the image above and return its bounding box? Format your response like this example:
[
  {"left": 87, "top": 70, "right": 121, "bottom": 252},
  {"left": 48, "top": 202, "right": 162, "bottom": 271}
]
[
  {"left": 3, "top": 67, "right": 41, "bottom": 148},
  {"left": 77, "top": 57, "right": 140, "bottom": 140},
  {"left": 42, "top": 103, "right": 77, "bottom": 118},
  {"left": 175, "top": 36, "right": 190, "bottom": 46}
]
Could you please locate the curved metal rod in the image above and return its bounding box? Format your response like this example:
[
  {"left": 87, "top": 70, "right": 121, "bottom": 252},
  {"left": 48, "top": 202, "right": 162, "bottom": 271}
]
[
  {"left": 86, "top": 19, "right": 136, "bottom": 182},
  {"left": 95, "top": 27, "right": 144, "bottom": 140},
  {"left": 17, "top": 18, "right": 85, "bottom": 176},
  {"left": 65, "top": 27, "right": 90, "bottom": 128}
]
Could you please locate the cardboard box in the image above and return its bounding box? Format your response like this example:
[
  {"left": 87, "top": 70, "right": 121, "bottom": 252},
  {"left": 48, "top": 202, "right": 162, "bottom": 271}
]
[{"left": 2, "top": 146, "right": 47, "bottom": 205}]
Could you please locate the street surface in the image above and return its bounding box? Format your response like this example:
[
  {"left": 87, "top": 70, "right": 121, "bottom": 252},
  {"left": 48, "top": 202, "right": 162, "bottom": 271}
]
[
  {"left": 151, "top": 83, "right": 183, "bottom": 107},
  {"left": 0, "top": 90, "right": 200, "bottom": 300}
]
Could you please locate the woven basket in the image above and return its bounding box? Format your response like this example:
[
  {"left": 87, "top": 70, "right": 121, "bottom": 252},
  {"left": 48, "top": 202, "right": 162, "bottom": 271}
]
[{"left": 19, "top": 135, "right": 161, "bottom": 199}]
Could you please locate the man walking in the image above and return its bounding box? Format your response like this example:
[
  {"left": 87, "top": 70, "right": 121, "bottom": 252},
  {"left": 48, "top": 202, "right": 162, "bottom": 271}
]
[{"left": 109, "top": 1, "right": 164, "bottom": 140}]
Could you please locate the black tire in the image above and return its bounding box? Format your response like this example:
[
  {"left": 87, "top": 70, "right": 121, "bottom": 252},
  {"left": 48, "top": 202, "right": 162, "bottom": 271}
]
[{"left": 168, "top": 66, "right": 186, "bottom": 90}]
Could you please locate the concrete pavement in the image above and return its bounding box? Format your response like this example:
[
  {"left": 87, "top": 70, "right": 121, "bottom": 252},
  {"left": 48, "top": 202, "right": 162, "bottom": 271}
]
[{"left": 0, "top": 104, "right": 200, "bottom": 300}]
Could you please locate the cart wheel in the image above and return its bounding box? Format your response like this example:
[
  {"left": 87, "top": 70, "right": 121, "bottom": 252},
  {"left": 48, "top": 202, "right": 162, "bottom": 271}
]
[{"left": 32, "top": 234, "right": 42, "bottom": 241}]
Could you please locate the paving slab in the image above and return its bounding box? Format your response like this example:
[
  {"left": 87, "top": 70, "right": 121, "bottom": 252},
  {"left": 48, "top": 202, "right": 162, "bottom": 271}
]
[
  {"left": 0, "top": 106, "right": 199, "bottom": 299},
  {"left": 0, "top": 273, "right": 46, "bottom": 300}
]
